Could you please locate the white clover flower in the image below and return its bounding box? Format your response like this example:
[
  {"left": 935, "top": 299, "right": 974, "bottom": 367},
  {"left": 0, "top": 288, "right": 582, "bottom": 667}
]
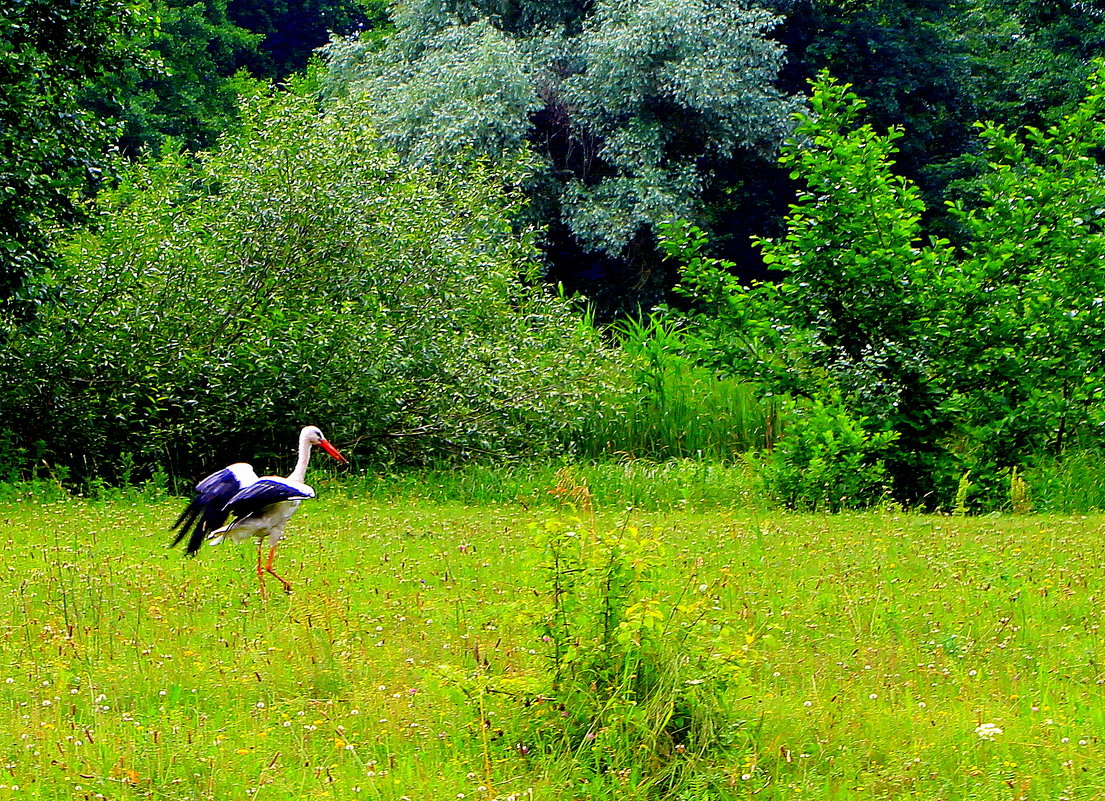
[{"left": 976, "top": 723, "right": 1003, "bottom": 741}]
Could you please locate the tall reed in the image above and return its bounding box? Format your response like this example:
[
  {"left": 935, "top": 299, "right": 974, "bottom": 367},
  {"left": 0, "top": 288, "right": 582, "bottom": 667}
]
[
  {"left": 1024, "top": 448, "right": 1105, "bottom": 512},
  {"left": 569, "top": 316, "right": 775, "bottom": 461}
]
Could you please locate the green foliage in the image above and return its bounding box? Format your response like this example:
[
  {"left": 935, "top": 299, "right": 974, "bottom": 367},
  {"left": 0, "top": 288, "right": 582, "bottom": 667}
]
[
  {"left": 957, "top": 0, "right": 1105, "bottom": 132},
  {"left": 226, "top": 0, "right": 384, "bottom": 78},
  {"left": 780, "top": 0, "right": 976, "bottom": 190},
  {"left": 571, "top": 315, "right": 776, "bottom": 461},
  {"left": 1025, "top": 449, "right": 1105, "bottom": 513},
  {"left": 935, "top": 72, "right": 1105, "bottom": 505},
  {"left": 89, "top": 0, "right": 383, "bottom": 156},
  {"left": 553, "top": 0, "right": 796, "bottom": 256},
  {"left": 0, "top": 82, "right": 618, "bottom": 482},
  {"left": 96, "top": 0, "right": 263, "bottom": 155},
  {"left": 665, "top": 65, "right": 1105, "bottom": 510},
  {"left": 749, "top": 74, "right": 952, "bottom": 503},
  {"left": 761, "top": 397, "right": 895, "bottom": 512},
  {"left": 329, "top": 19, "right": 541, "bottom": 165},
  {"left": 658, "top": 221, "right": 785, "bottom": 384},
  {"left": 0, "top": 0, "right": 149, "bottom": 306},
  {"left": 321, "top": 0, "right": 799, "bottom": 314},
  {"left": 523, "top": 509, "right": 750, "bottom": 797}
]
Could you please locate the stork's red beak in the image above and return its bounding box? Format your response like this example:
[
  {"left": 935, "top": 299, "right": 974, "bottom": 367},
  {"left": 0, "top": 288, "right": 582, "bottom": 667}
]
[{"left": 319, "top": 438, "right": 348, "bottom": 464}]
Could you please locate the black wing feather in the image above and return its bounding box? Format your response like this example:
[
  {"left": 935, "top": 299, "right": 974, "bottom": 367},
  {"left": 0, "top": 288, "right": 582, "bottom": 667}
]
[
  {"left": 169, "top": 467, "right": 249, "bottom": 555},
  {"left": 223, "top": 478, "right": 314, "bottom": 523}
]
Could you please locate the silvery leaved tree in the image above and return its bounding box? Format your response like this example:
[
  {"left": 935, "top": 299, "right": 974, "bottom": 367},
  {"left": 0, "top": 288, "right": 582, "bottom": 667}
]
[{"left": 322, "top": 0, "right": 800, "bottom": 316}]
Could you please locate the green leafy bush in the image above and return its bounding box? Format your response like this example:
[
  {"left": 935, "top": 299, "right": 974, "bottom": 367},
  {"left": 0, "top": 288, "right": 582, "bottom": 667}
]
[
  {"left": 664, "top": 65, "right": 1105, "bottom": 511},
  {"left": 0, "top": 80, "right": 620, "bottom": 482},
  {"left": 760, "top": 397, "right": 895, "bottom": 513}
]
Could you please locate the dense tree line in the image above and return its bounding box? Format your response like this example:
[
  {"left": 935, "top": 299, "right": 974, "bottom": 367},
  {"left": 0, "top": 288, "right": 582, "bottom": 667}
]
[
  {"left": 6, "top": 0, "right": 1104, "bottom": 311},
  {"left": 2, "top": 0, "right": 1104, "bottom": 508},
  {"left": 323, "top": 0, "right": 1105, "bottom": 317}
]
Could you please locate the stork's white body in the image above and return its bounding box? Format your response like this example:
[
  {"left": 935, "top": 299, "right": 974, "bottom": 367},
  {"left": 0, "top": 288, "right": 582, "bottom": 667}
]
[
  {"left": 207, "top": 474, "right": 314, "bottom": 549},
  {"left": 209, "top": 497, "right": 301, "bottom": 546}
]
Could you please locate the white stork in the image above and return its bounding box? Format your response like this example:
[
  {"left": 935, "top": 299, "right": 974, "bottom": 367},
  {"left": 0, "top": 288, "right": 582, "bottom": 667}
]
[{"left": 170, "top": 425, "right": 348, "bottom": 597}]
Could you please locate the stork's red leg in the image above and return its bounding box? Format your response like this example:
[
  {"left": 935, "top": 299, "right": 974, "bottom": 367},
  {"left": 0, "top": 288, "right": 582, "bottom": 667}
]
[
  {"left": 256, "top": 539, "right": 268, "bottom": 599},
  {"left": 265, "top": 543, "right": 293, "bottom": 595}
]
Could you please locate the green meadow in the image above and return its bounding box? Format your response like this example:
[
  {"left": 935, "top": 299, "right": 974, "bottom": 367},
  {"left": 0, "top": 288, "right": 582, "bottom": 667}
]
[{"left": 1, "top": 478, "right": 1104, "bottom": 800}]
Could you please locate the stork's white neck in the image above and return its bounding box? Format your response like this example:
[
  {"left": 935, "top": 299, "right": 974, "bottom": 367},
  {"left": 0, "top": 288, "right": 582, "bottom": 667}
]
[{"left": 287, "top": 428, "right": 314, "bottom": 484}]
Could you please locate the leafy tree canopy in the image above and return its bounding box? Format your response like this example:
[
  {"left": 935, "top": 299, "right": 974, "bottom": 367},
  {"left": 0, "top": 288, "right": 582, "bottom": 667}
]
[
  {"left": 0, "top": 79, "right": 620, "bottom": 481},
  {"left": 774, "top": 0, "right": 976, "bottom": 195},
  {"left": 958, "top": 0, "right": 1105, "bottom": 131},
  {"left": 96, "top": 0, "right": 385, "bottom": 156},
  {"left": 87, "top": 0, "right": 262, "bottom": 156},
  {"left": 322, "top": 0, "right": 800, "bottom": 317},
  {"left": 0, "top": 0, "right": 150, "bottom": 307}
]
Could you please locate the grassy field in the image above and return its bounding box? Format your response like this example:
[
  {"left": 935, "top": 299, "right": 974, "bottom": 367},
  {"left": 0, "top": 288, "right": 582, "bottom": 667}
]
[{"left": 1, "top": 480, "right": 1103, "bottom": 800}]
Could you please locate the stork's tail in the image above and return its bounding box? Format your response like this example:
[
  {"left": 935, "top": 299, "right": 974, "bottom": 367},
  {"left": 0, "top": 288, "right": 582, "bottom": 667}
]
[{"left": 169, "top": 501, "right": 208, "bottom": 556}]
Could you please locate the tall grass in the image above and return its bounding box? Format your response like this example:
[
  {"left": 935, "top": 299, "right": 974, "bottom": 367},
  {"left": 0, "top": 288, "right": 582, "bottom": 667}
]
[
  {"left": 1025, "top": 448, "right": 1105, "bottom": 512},
  {"left": 347, "top": 458, "right": 767, "bottom": 511},
  {"left": 570, "top": 316, "right": 775, "bottom": 461}
]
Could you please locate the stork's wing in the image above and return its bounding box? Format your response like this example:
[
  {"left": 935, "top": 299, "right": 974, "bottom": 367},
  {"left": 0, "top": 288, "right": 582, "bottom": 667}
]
[
  {"left": 223, "top": 478, "right": 315, "bottom": 522},
  {"left": 170, "top": 463, "right": 258, "bottom": 555}
]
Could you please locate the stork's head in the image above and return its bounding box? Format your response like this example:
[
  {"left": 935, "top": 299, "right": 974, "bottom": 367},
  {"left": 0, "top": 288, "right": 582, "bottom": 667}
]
[{"left": 302, "top": 426, "right": 349, "bottom": 464}]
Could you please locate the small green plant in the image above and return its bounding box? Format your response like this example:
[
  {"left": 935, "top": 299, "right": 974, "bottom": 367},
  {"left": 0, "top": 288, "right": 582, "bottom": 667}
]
[
  {"left": 953, "top": 471, "right": 973, "bottom": 516},
  {"left": 516, "top": 483, "right": 751, "bottom": 797},
  {"left": 1009, "top": 467, "right": 1032, "bottom": 514},
  {"left": 761, "top": 397, "right": 896, "bottom": 513}
]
